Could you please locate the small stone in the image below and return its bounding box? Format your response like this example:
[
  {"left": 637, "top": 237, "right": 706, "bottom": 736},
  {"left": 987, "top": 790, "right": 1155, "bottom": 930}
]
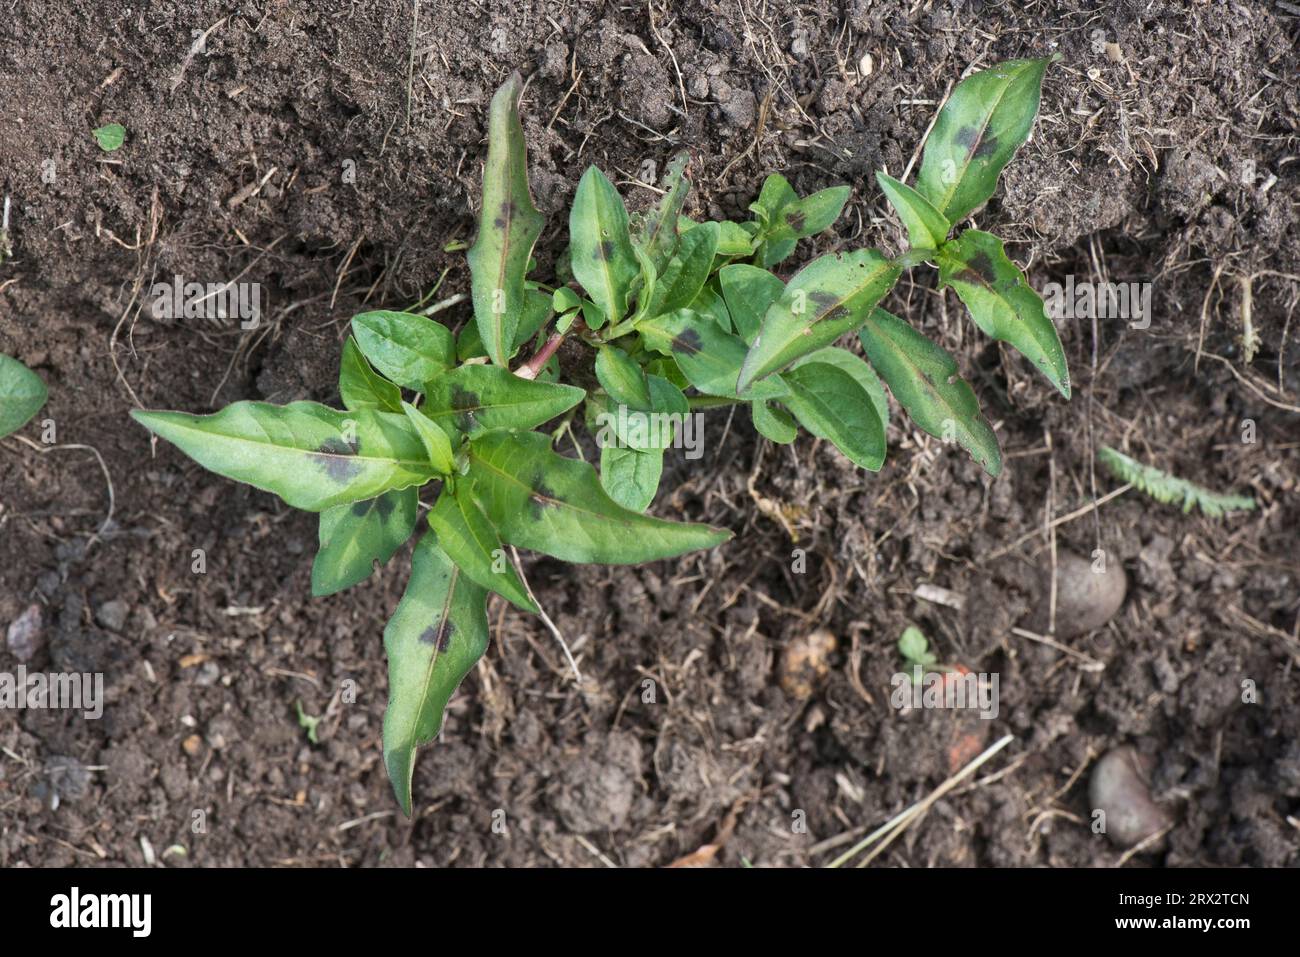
[
  {"left": 858, "top": 52, "right": 874, "bottom": 77},
  {"left": 95, "top": 599, "right": 130, "bottom": 632},
  {"left": 1089, "top": 746, "right": 1174, "bottom": 849},
  {"left": 780, "top": 628, "right": 837, "bottom": 699},
  {"left": 182, "top": 734, "right": 203, "bottom": 757},
  {"left": 791, "top": 33, "right": 809, "bottom": 59},
  {"left": 6, "top": 604, "right": 44, "bottom": 662}
]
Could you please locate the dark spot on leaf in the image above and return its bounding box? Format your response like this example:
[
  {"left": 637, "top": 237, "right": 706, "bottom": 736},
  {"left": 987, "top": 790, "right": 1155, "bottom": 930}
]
[
  {"left": 671, "top": 328, "right": 703, "bottom": 355},
  {"left": 375, "top": 494, "right": 395, "bottom": 519},
  {"left": 808, "top": 291, "right": 840, "bottom": 317},
  {"left": 419, "top": 620, "right": 454, "bottom": 652},
  {"left": 784, "top": 209, "right": 806, "bottom": 232},
  {"left": 351, "top": 499, "right": 374, "bottom": 518},
  {"left": 968, "top": 251, "right": 997, "bottom": 284},
  {"left": 973, "top": 133, "right": 999, "bottom": 159},
  {"left": 313, "top": 436, "right": 363, "bottom": 483},
  {"left": 494, "top": 200, "right": 517, "bottom": 229},
  {"left": 955, "top": 126, "right": 979, "bottom": 151},
  {"left": 597, "top": 239, "right": 615, "bottom": 260},
  {"left": 528, "top": 478, "right": 558, "bottom": 519},
  {"left": 451, "top": 387, "right": 480, "bottom": 433}
]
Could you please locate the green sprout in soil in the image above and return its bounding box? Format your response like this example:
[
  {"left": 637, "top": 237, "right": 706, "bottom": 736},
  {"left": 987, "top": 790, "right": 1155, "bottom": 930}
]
[
  {"left": 0, "top": 354, "right": 48, "bottom": 439},
  {"left": 898, "top": 625, "right": 938, "bottom": 681},
  {"left": 92, "top": 123, "right": 126, "bottom": 152},
  {"left": 295, "top": 699, "right": 322, "bottom": 745},
  {"left": 131, "top": 57, "right": 1068, "bottom": 814},
  {"left": 1099, "top": 445, "right": 1256, "bottom": 517}
]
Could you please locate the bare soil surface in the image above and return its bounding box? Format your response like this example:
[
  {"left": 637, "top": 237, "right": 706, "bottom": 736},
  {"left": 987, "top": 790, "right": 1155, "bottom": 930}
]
[{"left": 2, "top": 1, "right": 1298, "bottom": 867}]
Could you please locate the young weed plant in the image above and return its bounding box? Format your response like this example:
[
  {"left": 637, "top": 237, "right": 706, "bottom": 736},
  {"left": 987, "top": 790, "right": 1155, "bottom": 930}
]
[
  {"left": 132, "top": 58, "right": 1068, "bottom": 813},
  {"left": 0, "top": 354, "right": 48, "bottom": 439}
]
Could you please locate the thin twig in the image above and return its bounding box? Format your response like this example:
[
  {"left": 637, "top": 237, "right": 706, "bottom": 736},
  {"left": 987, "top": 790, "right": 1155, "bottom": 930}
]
[{"left": 509, "top": 546, "right": 581, "bottom": 682}]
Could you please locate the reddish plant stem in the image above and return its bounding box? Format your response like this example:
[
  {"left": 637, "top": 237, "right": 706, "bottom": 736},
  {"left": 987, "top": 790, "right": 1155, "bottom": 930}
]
[{"left": 514, "top": 317, "right": 586, "bottom": 380}]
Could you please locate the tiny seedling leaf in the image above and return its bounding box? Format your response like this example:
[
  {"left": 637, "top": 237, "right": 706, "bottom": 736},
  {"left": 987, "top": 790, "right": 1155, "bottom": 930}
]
[{"left": 0, "top": 354, "right": 48, "bottom": 439}]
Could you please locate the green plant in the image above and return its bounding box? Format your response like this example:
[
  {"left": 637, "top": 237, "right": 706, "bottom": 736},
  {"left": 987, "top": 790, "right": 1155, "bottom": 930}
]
[
  {"left": 92, "top": 123, "right": 126, "bottom": 152},
  {"left": 1099, "top": 445, "right": 1256, "bottom": 517},
  {"left": 131, "top": 58, "right": 1068, "bottom": 814},
  {"left": 0, "top": 354, "right": 48, "bottom": 439},
  {"left": 898, "top": 625, "right": 938, "bottom": 680}
]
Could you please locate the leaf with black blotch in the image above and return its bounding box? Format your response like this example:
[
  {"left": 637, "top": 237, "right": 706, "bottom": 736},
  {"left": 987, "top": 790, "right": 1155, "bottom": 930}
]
[
  {"left": 738, "top": 249, "right": 901, "bottom": 391},
  {"left": 570, "top": 166, "right": 638, "bottom": 326},
  {"left": 131, "top": 402, "right": 437, "bottom": 511},
  {"left": 383, "top": 534, "right": 489, "bottom": 816},
  {"left": 859, "top": 307, "right": 1002, "bottom": 476},
  {"left": 427, "top": 485, "right": 536, "bottom": 612},
  {"left": 467, "top": 72, "right": 546, "bottom": 366},
  {"left": 638, "top": 310, "right": 789, "bottom": 401},
  {"left": 937, "top": 229, "right": 1070, "bottom": 397},
  {"left": 422, "top": 365, "right": 585, "bottom": 438},
  {"left": 312, "top": 487, "right": 418, "bottom": 596},
  {"left": 915, "top": 57, "right": 1055, "bottom": 224},
  {"left": 466, "top": 430, "right": 731, "bottom": 564},
  {"left": 634, "top": 153, "right": 690, "bottom": 273}
]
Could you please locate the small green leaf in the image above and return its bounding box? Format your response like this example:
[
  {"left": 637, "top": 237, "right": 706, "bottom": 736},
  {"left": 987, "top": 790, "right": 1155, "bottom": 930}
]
[
  {"left": 751, "top": 400, "right": 798, "bottom": 444},
  {"left": 859, "top": 307, "right": 1001, "bottom": 476},
  {"left": 466, "top": 430, "right": 731, "bottom": 564},
  {"left": 915, "top": 57, "right": 1055, "bottom": 224},
  {"left": 467, "top": 73, "right": 546, "bottom": 367},
  {"left": 899, "top": 626, "right": 936, "bottom": 667},
  {"left": 570, "top": 166, "right": 638, "bottom": 326},
  {"left": 750, "top": 173, "right": 798, "bottom": 223},
  {"left": 755, "top": 185, "right": 851, "bottom": 267},
  {"left": 92, "top": 123, "right": 126, "bottom": 152},
  {"left": 352, "top": 311, "right": 455, "bottom": 390},
  {"left": 595, "top": 345, "right": 652, "bottom": 410},
  {"left": 634, "top": 153, "right": 690, "bottom": 273},
  {"left": 711, "top": 220, "right": 757, "bottom": 259},
  {"left": 592, "top": 374, "right": 689, "bottom": 452},
  {"left": 718, "top": 264, "right": 785, "bottom": 345},
  {"left": 383, "top": 534, "right": 489, "bottom": 816},
  {"left": 738, "top": 249, "right": 901, "bottom": 391},
  {"left": 875, "top": 171, "right": 949, "bottom": 250},
  {"left": 552, "top": 286, "right": 582, "bottom": 313},
  {"left": 422, "top": 365, "right": 585, "bottom": 437},
  {"left": 312, "top": 488, "right": 419, "bottom": 596},
  {"left": 644, "top": 221, "right": 719, "bottom": 317},
  {"left": 781, "top": 361, "right": 886, "bottom": 471},
  {"left": 938, "top": 229, "right": 1070, "bottom": 397},
  {"left": 339, "top": 336, "right": 402, "bottom": 413},
  {"left": 401, "top": 401, "right": 456, "bottom": 474},
  {"left": 0, "top": 354, "right": 48, "bottom": 439},
  {"left": 599, "top": 444, "right": 664, "bottom": 512},
  {"left": 427, "top": 487, "right": 536, "bottom": 612},
  {"left": 131, "top": 402, "right": 436, "bottom": 511},
  {"left": 638, "top": 310, "right": 789, "bottom": 401}
]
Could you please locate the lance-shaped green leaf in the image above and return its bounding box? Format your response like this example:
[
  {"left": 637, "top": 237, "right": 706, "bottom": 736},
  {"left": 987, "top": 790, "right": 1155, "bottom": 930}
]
[
  {"left": 312, "top": 487, "right": 419, "bottom": 596},
  {"left": 938, "top": 229, "right": 1070, "bottom": 397},
  {"left": 751, "top": 400, "right": 798, "bottom": 444},
  {"left": 466, "top": 430, "right": 731, "bottom": 563},
  {"left": 427, "top": 487, "right": 536, "bottom": 612},
  {"left": 915, "top": 57, "right": 1054, "bottom": 224},
  {"left": 351, "top": 311, "right": 455, "bottom": 391},
  {"left": 423, "top": 365, "right": 585, "bottom": 437},
  {"left": 0, "top": 354, "right": 48, "bottom": 439},
  {"left": 467, "top": 72, "right": 545, "bottom": 367},
  {"left": 456, "top": 287, "right": 552, "bottom": 362},
  {"left": 339, "top": 336, "right": 402, "bottom": 413},
  {"left": 634, "top": 153, "right": 690, "bottom": 272},
  {"left": 749, "top": 173, "right": 797, "bottom": 223},
  {"left": 644, "top": 221, "right": 719, "bottom": 318},
  {"left": 755, "top": 185, "right": 851, "bottom": 267},
  {"left": 570, "top": 166, "right": 638, "bottom": 326},
  {"left": 638, "top": 309, "right": 789, "bottom": 401},
  {"left": 875, "top": 171, "right": 949, "bottom": 250},
  {"left": 383, "top": 533, "right": 489, "bottom": 816},
  {"left": 859, "top": 307, "right": 1002, "bottom": 475},
  {"left": 795, "top": 346, "right": 889, "bottom": 430},
  {"left": 595, "top": 345, "right": 652, "bottom": 409},
  {"left": 719, "top": 264, "right": 785, "bottom": 345},
  {"left": 401, "top": 401, "right": 456, "bottom": 474},
  {"left": 599, "top": 444, "right": 664, "bottom": 512},
  {"left": 781, "top": 361, "right": 886, "bottom": 471},
  {"left": 131, "top": 402, "right": 437, "bottom": 511},
  {"left": 738, "top": 249, "right": 901, "bottom": 391}
]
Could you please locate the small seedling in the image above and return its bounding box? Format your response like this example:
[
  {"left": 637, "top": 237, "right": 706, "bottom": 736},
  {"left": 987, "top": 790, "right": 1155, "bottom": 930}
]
[
  {"left": 1099, "top": 445, "right": 1256, "bottom": 516},
  {"left": 92, "top": 123, "right": 126, "bottom": 152},
  {"left": 132, "top": 59, "right": 1068, "bottom": 813},
  {"left": 0, "top": 354, "right": 48, "bottom": 439},
  {"left": 295, "top": 699, "right": 322, "bottom": 745}
]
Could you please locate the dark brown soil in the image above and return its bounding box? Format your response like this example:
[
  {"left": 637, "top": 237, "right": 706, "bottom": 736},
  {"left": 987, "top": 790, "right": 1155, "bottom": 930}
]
[{"left": 2, "top": 0, "right": 1298, "bottom": 868}]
